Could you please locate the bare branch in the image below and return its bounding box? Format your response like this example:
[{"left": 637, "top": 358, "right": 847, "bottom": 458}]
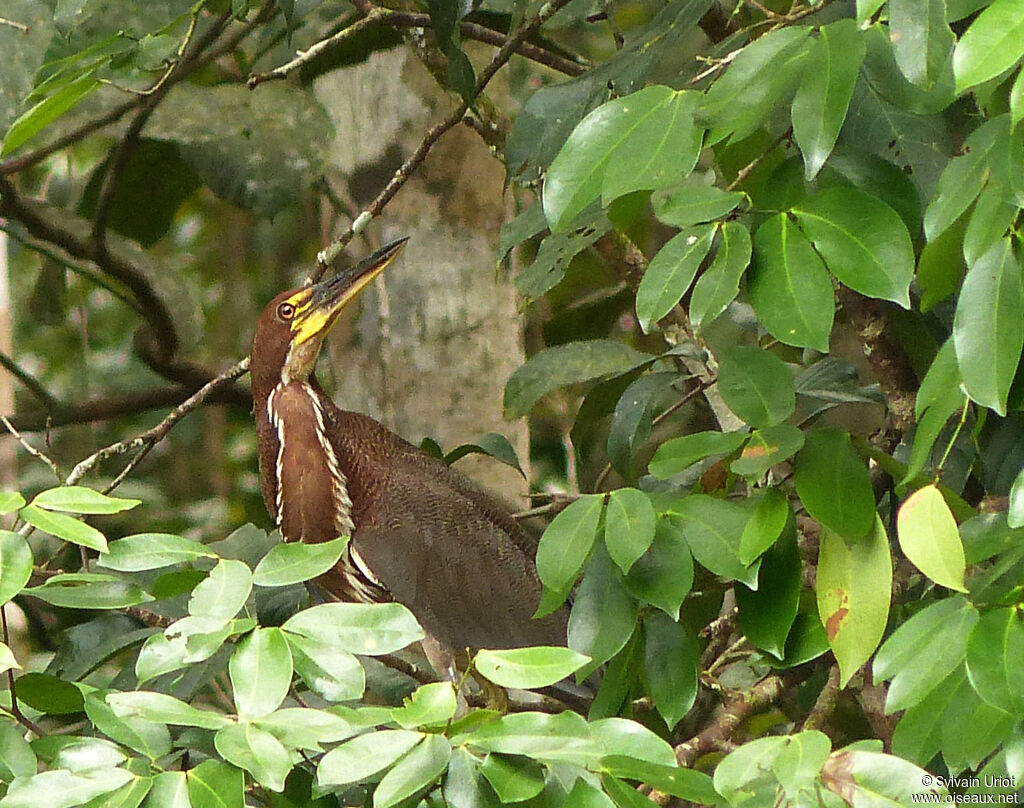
[
  {"left": 0, "top": 17, "right": 29, "bottom": 32},
  {"left": 0, "top": 415, "right": 60, "bottom": 482},
  {"left": 0, "top": 350, "right": 59, "bottom": 410},
  {"left": 2, "top": 606, "right": 43, "bottom": 737}
]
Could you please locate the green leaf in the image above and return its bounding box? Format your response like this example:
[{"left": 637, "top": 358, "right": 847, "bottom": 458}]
[
  {"left": 648, "top": 430, "right": 747, "bottom": 479},
  {"left": 749, "top": 214, "right": 833, "bottom": 352},
  {"left": 924, "top": 117, "right": 1008, "bottom": 240},
  {"left": 286, "top": 631, "right": 365, "bottom": 702},
  {"left": 14, "top": 671, "right": 83, "bottom": 714},
  {"left": 543, "top": 87, "right": 701, "bottom": 231},
  {"left": 604, "top": 488, "right": 656, "bottom": 573},
  {"left": 874, "top": 597, "right": 977, "bottom": 712},
  {"left": 561, "top": 779, "right": 615, "bottom": 808},
  {"left": 600, "top": 773, "right": 657, "bottom": 808},
  {"left": 98, "top": 533, "right": 216, "bottom": 572},
  {"left": 897, "top": 484, "right": 968, "bottom": 591},
  {"left": 964, "top": 184, "right": 1018, "bottom": 265},
  {"left": 31, "top": 486, "right": 140, "bottom": 515},
  {"left": 0, "top": 531, "right": 32, "bottom": 606},
  {"left": 653, "top": 184, "right": 745, "bottom": 229},
  {"left": 19, "top": 505, "right": 107, "bottom": 552},
  {"left": 80, "top": 689, "right": 171, "bottom": 761},
  {"left": 730, "top": 424, "right": 805, "bottom": 479},
  {"left": 214, "top": 723, "right": 292, "bottom": 793},
  {"left": 641, "top": 612, "right": 697, "bottom": 730},
  {"left": 444, "top": 433, "right": 527, "bottom": 479},
  {"left": 453, "top": 711, "right": 596, "bottom": 766},
  {"left": 635, "top": 225, "right": 716, "bottom": 332},
  {"left": 601, "top": 758, "right": 717, "bottom": 803},
  {"left": 536, "top": 494, "right": 604, "bottom": 597},
  {"left": 716, "top": 345, "right": 795, "bottom": 428},
  {"left": 623, "top": 519, "right": 693, "bottom": 620},
  {"left": 0, "top": 493, "right": 25, "bottom": 514},
  {"left": 252, "top": 536, "right": 349, "bottom": 587},
  {"left": 282, "top": 602, "right": 424, "bottom": 655},
  {"left": 689, "top": 221, "right": 751, "bottom": 329},
  {"left": 229, "top": 627, "right": 293, "bottom": 719},
  {"left": 607, "top": 372, "right": 676, "bottom": 480},
  {"left": 144, "top": 771, "right": 190, "bottom": 808},
  {"left": 444, "top": 748, "right": 502, "bottom": 808},
  {"left": 965, "top": 606, "right": 1024, "bottom": 714},
  {"left": 941, "top": 671, "right": 1014, "bottom": 772},
  {"left": 0, "top": 768, "right": 134, "bottom": 808},
  {"left": 1, "top": 74, "right": 100, "bottom": 156},
  {"left": 792, "top": 187, "right": 914, "bottom": 307},
  {"left": 1009, "top": 466, "right": 1024, "bottom": 529},
  {"left": 478, "top": 754, "right": 544, "bottom": 802},
  {"left": 186, "top": 759, "right": 244, "bottom": 808},
  {"left": 317, "top": 730, "right": 424, "bottom": 786},
  {"left": 817, "top": 517, "right": 893, "bottom": 687},
  {"left": 0, "top": 721, "right": 36, "bottom": 781},
  {"left": 821, "top": 750, "right": 949, "bottom": 805},
  {"left": 568, "top": 545, "right": 639, "bottom": 677},
  {"left": 892, "top": 666, "right": 964, "bottom": 766},
  {"left": 374, "top": 734, "right": 451, "bottom": 808},
  {"left": 739, "top": 487, "right": 790, "bottom": 564},
  {"left": 953, "top": 237, "right": 1024, "bottom": 415},
  {"left": 890, "top": 0, "right": 955, "bottom": 90},
  {"left": 476, "top": 647, "right": 590, "bottom": 689},
  {"left": 188, "top": 559, "right": 252, "bottom": 622},
  {"left": 791, "top": 19, "right": 865, "bottom": 180},
  {"left": 25, "top": 574, "right": 153, "bottom": 609},
  {"left": 106, "top": 691, "right": 232, "bottom": 730},
  {"left": 953, "top": 0, "right": 1024, "bottom": 92},
  {"left": 735, "top": 518, "right": 801, "bottom": 658},
  {"left": 670, "top": 496, "right": 759, "bottom": 587},
  {"left": 391, "top": 682, "right": 458, "bottom": 728},
  {"left": 504, "top": 341, "right": 650, "bottom": 419},
  {"left": 254, "top": 707, "right": 360, "bottom": 750},
  {"left": 0, "top": 642, "right": 19, "bottom": 676},
  {"left": 793, "top": 428, "right": 875, "bottom": 539}
]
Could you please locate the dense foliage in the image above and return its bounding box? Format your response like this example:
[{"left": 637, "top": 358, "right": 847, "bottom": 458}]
[{"left": 2, "top": 0, "right": 1024, "bottom": 806}]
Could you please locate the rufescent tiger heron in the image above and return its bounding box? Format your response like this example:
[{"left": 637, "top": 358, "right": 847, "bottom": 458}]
[{"left": 250, "top": 238, "right": 567, "bottom": 676}]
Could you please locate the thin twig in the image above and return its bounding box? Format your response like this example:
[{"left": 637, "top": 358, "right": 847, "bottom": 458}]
[
  {"left": 65, "top": 356, "right": 250, "bottom": 488},
  {"left": 0, "top": 351, "right": 59, "bottom": 410},
  {"left": 313, "top": 0, "right": 575, "bottom": 277},
  {"left": 726, "top": 127, "right": 791, "bottom": 192},
  {"left": 2, "top": 606, "right": 43, "bottom": 737},
  {"left": 0, "top": 17, "right": 29, "bottom": 32},
  {"left": 0, "top": 415, "right": 61, "bottom": 482}
]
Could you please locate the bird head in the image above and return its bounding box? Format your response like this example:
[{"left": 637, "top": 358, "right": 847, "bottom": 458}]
[{"left": 250, "top": 238, "right": 407, "bottom": 397}]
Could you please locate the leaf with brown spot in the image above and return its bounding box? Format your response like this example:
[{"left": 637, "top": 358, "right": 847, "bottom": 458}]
[{"left": 824, "top": 599, "right": 849, "bottom": 642}]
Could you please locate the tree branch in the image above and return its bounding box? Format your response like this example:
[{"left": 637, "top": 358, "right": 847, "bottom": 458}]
[{"left": 0, "top": 350, "right": 59, "bottom": 410}]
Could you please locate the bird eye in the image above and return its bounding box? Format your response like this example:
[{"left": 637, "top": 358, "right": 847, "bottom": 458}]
[{"left": 277, "top": 302, "right": 296, "bottom": 321}]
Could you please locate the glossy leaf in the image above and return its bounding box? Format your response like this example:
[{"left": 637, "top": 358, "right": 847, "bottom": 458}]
[
  {"left": 478, "top": 754, "right": 544, "bottom": 802},
  {"left": 791, "top": 19, "right": 865, "bottom": 179},
  {"left": 504, "top": 340, "right": 649, "bottom": 419},
  {"left": 730, "top": 424, "right": 804, "bottom": 479},
  {"left": 738, "top": 487, "right": 790, "bottom": 564},
  {"left": 536, "top": 494, "right": 604, "bottom": 596},
  {"left": 0, "top": 531, "right": 32, "bottom": 606},
  {"left": 653, "top": 185, "right": 744, "bottom": 229},
  {"left": 229, "top": 627, "right": 293, "bottom": 718},
  {"left": 0, "top": 768, "right": 134, "bottom": 808},
  {"left": 19, "top": 505, "right": 107, "bottom": 552},
  {"left": 897, "top": 485, "right": 968, "bottom": 592},
  {"left": 793, "top": 186, "right": 914, "bottom": 307},
  {"left": 544, "top": 86, "right": 701, "bottom": 231},
  {"left": 214, "top": 723, "right": 291, "bottom": 793},
  {"left": 1, "top": 75, "right": 100, "bottom": 156},
  {"left": 568, "top": 545, "right": 639, "bottom": 677},
  {"left": 188, "top": 559, "right": 252, "bottom": 622},
  {"left": 965, "top": 606, "right": 1024, "bottom": 714},
  {"left": 107, "top": 691, "right": 232, "bottom": 729},
  {"left": 635, "top": 224, "right": 715, "bottom": 332},
  {"left": 14, "top": 671, "right": 83, "bottom": 714},
  {"left": 819, "top": 750, "right": 947, "bottom": 806},
  {"left": 890, "top": 0, "right": 954, "bottom": 89},
  {"left": 641, "top": 612, "right": 697, "bottom": 730},
  {"left": 953, "top": 237, "right": 1024, "bottom": 415},
  {"left": 391, "top": 682, "right": 458, "bottom": 728},
  {"left": 793, "top": 428, "right": 875, "bottom": 539},
  {"left": 604, "top": 487, "right": 656, "bottom": 573},
  {"left": 31, "top": 486, "right": 140, "bottom": 514},
  {"left": 817, "top": 517, "right": 892, "bottom": 687},
  {"left": 317, "top": 730, "right": 424, "bottom": 786},
  {"left": 601, "top": 757, "right": 717, "bottom": 803},
  {"left": 186, "top": 759, "right": 244, "bottom": 808},
  {"left": 444, "top": 433, "right": 526, "bottom": 479},
  {"left": 874, "top": 596, "right": 977, "bottom": 712},
  {"left": 606, "top": 372, "right": 676, "bottom": 479},
  {"left": 0, "top": 721, "right": 36, "bottom": 782},
  {"left": 953, "top": 0, "right": 1024, "bottom": 92},
  {"left": 453, "top": 710, "right": 596, "bottom": 765},
  {"left": 669, "top": 495, "right": 759, "bottom": 587},
  {"left": 282, "top": 602, "right": 424, "bottom": 655},
  {"left": 749, "top": 213, "right": 833, "bottom": 352},
  {"left": 98, "top": 533, "right": 216, "bottom": 572},
  {"left": 623, "top": 518, "right": 694, "bottom": 620},
  {"left": 25, "top": 574, "right": 153, "bottom": 609},
  {"left": 689, "top": 221, "right": 751, "bottom": 328},
  {"left": 252, "top": 535, "right": 349, "bottom": 587},
  {"left": 476, "top": 647, "right": 590, "bottom": 689},
  {"left": 254, "top": 707, "right": 360, "bottom": 750},
  {"left": 374, "top": 734, "right": 452, "bottom": 808},
  {"left": 286, "top": 631, "right": 365, "bottom": 702},
  {"left": 716, "top": 345, "right": 795, "bottom": 428},
  {"left": 0, "top": 493, "right": 25, "bottom": 514},
  {"left": 648, "top": 429, "right": 747, "bottom": 479},
  {"left": 964, "top": 184, "right": 1019, "bottom": 264},
  {"left": 735, "top": 518, "right": 801, "bottom": 658},
  {"left": 1009, "top": 466, "right": 1024, "bottom": 528}
]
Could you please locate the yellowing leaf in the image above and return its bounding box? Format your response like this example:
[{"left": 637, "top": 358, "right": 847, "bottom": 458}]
[{"left": 897, "top": 485, "right": 967, "bottom": 592}]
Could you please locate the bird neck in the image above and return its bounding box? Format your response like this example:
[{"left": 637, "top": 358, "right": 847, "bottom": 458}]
[{"left": 263, "top": 379, "right": 355, "bottom": 543}]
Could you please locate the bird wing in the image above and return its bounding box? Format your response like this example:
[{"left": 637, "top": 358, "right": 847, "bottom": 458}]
[{"left": 350, "top": 452, "right": 567, "bottom": 652}]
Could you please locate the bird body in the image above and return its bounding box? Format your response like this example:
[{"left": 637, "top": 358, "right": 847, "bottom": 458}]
[{"left": 250, "top": 241, "right": 566, "bottom": 655}]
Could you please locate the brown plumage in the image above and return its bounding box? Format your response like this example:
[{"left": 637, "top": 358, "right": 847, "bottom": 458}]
[{"left": 250, "top": 241, "right": 566, "bottom": 654}]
